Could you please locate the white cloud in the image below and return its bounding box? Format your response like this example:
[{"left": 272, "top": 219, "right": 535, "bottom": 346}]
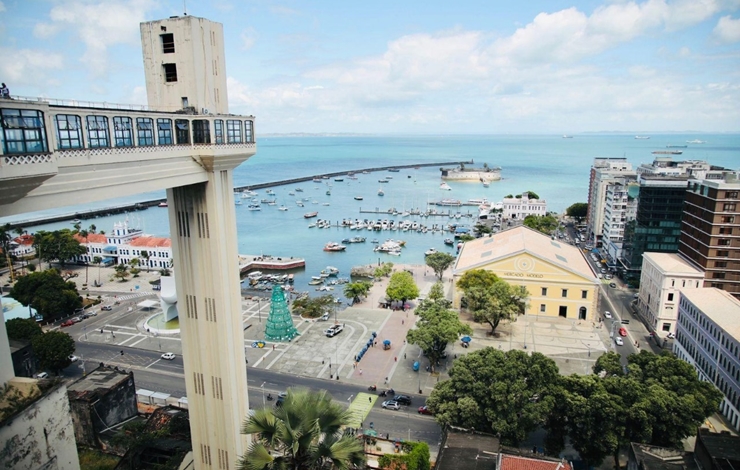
[
  {"left": 0, "top": 1, "right": 6, "bottom": 13},
  {"left": 33, "top": 0, "right": 156, "bottom": 77},
  {"left": 240, "top": 27, "right": 258, "bottom": 50},
  {"left": 0, "top": 48, "right": 64, "bottom": 86},
  {"left": 713, "top": 15, "right": 740, "bottom": 43}
]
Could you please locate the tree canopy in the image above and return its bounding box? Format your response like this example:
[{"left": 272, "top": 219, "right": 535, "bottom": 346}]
[
  {"left": 425, "top": 252, "right": 456, "bottom": 280},
  {"left": 525, "top": 191, "right": 540, "bottom": 199},
  {"left": 291, "top": 294, "right": 337, "bottom": 319},
  {"left": 32, "top": 330, "right": 76, "bottom": 374},
  {"left": 427, "top": 348, "right": 559, "bottom": 446},
  {"left": 406, "top": 297, "right": 471, "bottom": 372},
  {"left": 32, "top": 229, "right": 86, "bottom": 267},
  {"left": 9, "top": 269, "right": 82, "bottom": 321},
  {"left": 238, "top": 388, "right": 365, "bottom": 470},
  {"left": 343, "top": 281, "right": 372, "bottom": 304},
  {"left": 5, "top": 318, "right": 43, "bottom": 341},
  {"left": 522, "top": 214, "right": 559, "bottom": 235},
  {"left": 458, "top": 275, "right": 529, "bottom": 335},
  {"left": 385, "top": 271, "right": 420, "bottom": 303},
  {"left": 566, "top": 202, "right": 588, "bottom": 223}
]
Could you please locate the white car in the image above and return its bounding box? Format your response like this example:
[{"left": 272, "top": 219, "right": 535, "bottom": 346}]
[
  {"left": 615, "top": 337, "right": 624, "bottom": 346},
  {"left": 382, "top": 400, "right": 401, "bottom": 410},
  {"left": 68, "top": 355, "right": 79, "bottom": 362},
  {"left": 161, "top": 352, "right": 176, "bottom": 360},
  {"left": 35, "top": 372, "right": 49, "bottom": 379},
  {"left": 604, "top": 311, "right": 612, "bottom": 319},
  {"left": 325, "top": 324, "right": 344, "bottom": 337}
]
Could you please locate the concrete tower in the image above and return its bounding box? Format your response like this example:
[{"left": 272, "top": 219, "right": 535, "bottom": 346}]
[{"left": 141, "top": 15, "right": 229, "bottom": 114}]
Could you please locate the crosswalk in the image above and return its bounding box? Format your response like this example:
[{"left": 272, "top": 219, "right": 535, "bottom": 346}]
[{"left": 111, "top": 292, "right": 155, "bottom": 302}]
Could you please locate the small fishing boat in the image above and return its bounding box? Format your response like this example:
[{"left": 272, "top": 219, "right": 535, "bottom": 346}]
[
  {"left": 378, "top": 188, "right": 384, "bottom": 196},
  {"left": 304, "top": 212, "right": 319, "bottom": 218},
  {"left": 354, "top": 196, "right": 363, "bottom": 200}
]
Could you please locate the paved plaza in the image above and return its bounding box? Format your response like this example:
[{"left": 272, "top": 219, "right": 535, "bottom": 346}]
[{"left": 9, "top": 261, "right": 617, "bottom": 394}]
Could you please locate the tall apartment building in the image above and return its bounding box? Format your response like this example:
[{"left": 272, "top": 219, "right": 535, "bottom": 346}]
[
  {"left": 587, "top": 158, "right": 635, "bottom": 247},
  {"left": 637, "top": 252, "right": 704, "bottom": 336},
  {"left": 619, "top": 175, "right": 689, "bottom": 285},
  {"left": 636, "top": 157, "right": 713, "bottom": 179},
  {"left": 679, "top": 174, "right": 740, "bottom": 298},
  {"left": 601, "top": 178, "right": 638, "bottom": 264},
  {"left": 673, "top": 288, "right": 740, "bottom": 431},
  {"left": 141, "top": 15, "right": 229, "bottom": 114}
]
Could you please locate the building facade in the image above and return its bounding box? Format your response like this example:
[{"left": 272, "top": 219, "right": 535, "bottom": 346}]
[
  {"left": 637, "top": 252, "right": 704, "bottom": 337},
  {"left": 453, "top": 226, "right": 599, "bottom": 321},
  {"left": 501, "top": 192, "right": 547, "bottom": 219},
  {"left": 74, "top": 220, "right": 172, "bottom": 269},
  {"left": 673, "top": 288, "right": 740, "bottom": 431},
  {"left": 601, "top": 178, "right": 638, "bottom": 264},
  {"left": 587, "top": 158, "right": 635, "bottom": 247},
  {"left": 619, "top": 175, "right": 689, "bottom": 286},
  {"left": 679, "top": 174, "right": 740, "bottom": 299}
]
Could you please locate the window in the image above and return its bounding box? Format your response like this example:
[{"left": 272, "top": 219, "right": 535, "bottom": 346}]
[
  {"left": 86, "top": 116, "right": 110, "bottom": 148},
  {"left": 157, "top": 118, "right": 173, "bottom": 145},
  {"left": 718, "top": 239, "right": 730, "bottom": 246},
  {"left": 226, "top": 119, "right": 242, "bottom": 143},
  {"left": 214, "top": 120, "right": 224, "bottom": 144},
  {"left": 192, "top": 120, "right": 211, "bottom": 144},
  {"left": 540, "top": 304, "right": 546, "bottom": 313},
  {"left": 667, "top": 293, "right": 674, "bottom": 301},
  {"left": 244, "top": 120, "right": 254, "bottom": 143},
  {"left": 581, "top": 290, "right": 588, "bottom": 299},
  {"left": 723, "top": 203, "right": 736, "bottom": 212},
  {"left": 113, "top": 116, "right": 133, "bottom": 147},
  {"left": 175, "top": 119, "right": 190, "bottom": 145},
  {"left": 541, "top": 287, "right": 547, "bottom": 296},
  {"left": 561, "top": 289, "right": 568, "bottom": 298},
  {"left": 728, "top": 191, "right": 739, "bottom": 199},
  {"left": 722, "top": 216, "right": 735, "bottom": 224},
  {"left": 55, "top": 114, "right": 83, "bottom": 149},
  {"left": 717, "top": 250, "right": 729, "bottom": 257},
  {"left": 713, "top": 272, "right": 726, "bottom": 279},
  {"left": 163, "top": 63, "right": 178, "bottom": 83},
  {"left": 137, "top": 118, "right": 154, "bottom": 146},
  {"left": 0, "top": 108, "right": 48, "bottom": 154},
  {"left": 662, "top": 323, "right": 671, "bottom": 332},
  {"left": 716, "top": 261, "right": 727, "bottom": 268},
  {"left": 161, "top": 33, "right": 175, "bottom": 53}
]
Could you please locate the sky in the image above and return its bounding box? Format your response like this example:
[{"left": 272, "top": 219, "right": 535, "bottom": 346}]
[{"left": 1, "top": 0, "right": 739, "bottom": 134}]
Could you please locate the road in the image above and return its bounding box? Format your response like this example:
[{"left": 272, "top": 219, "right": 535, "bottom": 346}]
[{"left": 64, "top": 341, "right": 443, "bottom": 447}]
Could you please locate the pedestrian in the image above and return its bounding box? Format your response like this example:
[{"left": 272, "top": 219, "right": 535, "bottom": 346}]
[
  {"left": 368, "top": 396, "right": 372, "bottom": 403},
  {"left": 404, "top": 353, "right": 406, "bottom": 359},
  {"left": 0, "top": 83, "right": 9, "bottom": 99},
  {"left": 359, "top": 369, "right": 363, "bottom": 375},
  {"left": 401, "top": 319, "right": 404, "bottom": 325},
  {"left": 384, "top": 377, "right": 388, "bottom": 384},
  {"left": 394, "top": 356, "right": 397, "bottom": 362}
]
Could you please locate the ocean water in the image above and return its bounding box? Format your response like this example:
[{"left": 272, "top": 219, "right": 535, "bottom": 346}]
[{"left": 6, "top": 134, "right": 739, "bottom": 301}]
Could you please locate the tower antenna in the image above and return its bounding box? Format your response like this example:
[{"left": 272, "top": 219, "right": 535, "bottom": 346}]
[{"left": 183, "top": 0, "right": 187, "bottom": 15}]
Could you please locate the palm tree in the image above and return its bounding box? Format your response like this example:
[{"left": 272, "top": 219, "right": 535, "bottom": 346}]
[
  {"left": 93, "top": 256, "right": 102, "bottom": 286},
  {"left": 238, "top": 388, "right": 365, "bottom": 470},
  {"left": 139, "top": 250, "right": 150, "bottom": 272},
  {"left": 0, "top": 223, "right": 15, "bottom": 282},
  {"left": 79, "top": 229, "right": 89, "bottom": 284}
]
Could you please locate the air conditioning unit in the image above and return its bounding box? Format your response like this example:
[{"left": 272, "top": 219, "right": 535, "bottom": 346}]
[{"left": 202, "top": 108, "right": 210, "bottom": 115}]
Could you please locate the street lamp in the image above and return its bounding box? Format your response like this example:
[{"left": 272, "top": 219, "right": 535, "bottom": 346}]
[
  {"left": 257, "top": 298, "right": 262, "bottom": 323},
  {"left": 261, "top": 382, "right": 266, "bottom": 407}
]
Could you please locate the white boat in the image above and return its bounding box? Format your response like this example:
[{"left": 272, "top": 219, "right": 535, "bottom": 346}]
[
  {"left": 440, "top": 182, "right": 452, "bottom": 191},
  {"left": 635, "top": 135, "right": 650, "bottom": 139},
  {"left": 378, "top": 188, "right": 384, "bottom": 196},
  {"left": 425, "top": 248, "right": 438, "bottom": 256},
  {"left": 686, "top": 139, "right": 706, "bottom": 144},
  {"left": 354, "top": 196, "right": 363, "bottom": 200},
  {"left": 247, "top": 204, "right": 261, "bottom": 211},
  {"left": 235, "top": 199, "right": 242, "bottom": 205},
  {"left": 278, "top": 205, "right": 289, "bottom": 211}
]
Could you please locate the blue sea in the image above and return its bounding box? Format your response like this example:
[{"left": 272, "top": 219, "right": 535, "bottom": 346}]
[{"left": 4, "top": 134, "right": 739, "bottom": 300}]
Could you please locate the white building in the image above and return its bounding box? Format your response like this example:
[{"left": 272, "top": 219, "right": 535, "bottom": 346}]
[
  {"left": 74, "top": 220, "right": 172, "bottom": 269},
  {"left": 674, "top": 288, "right": 740, "bottom": 431},
  {"left": 501, "top": 192, "right": 547, "bottom": 219},
  {"left": 636, "top": 157, "right": 712, "bottom": 179},
  {"left": 587, "top": 158, "right": 635, "bottom": 246},
  {"left": 601, "top": 178, "right": 638, "bottom": 261},
  {"left": 638, "top": 252, "right": 704, "bottom": 336}
]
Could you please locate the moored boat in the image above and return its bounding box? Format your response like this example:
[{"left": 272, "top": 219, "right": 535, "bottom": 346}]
[
  {"left": 304, "top": 212, "right": 319, "bottom": 218},
  {"left": 354, "top": 196, "right": 363, "bottom": 200},
  {"left": 440, "top": 182, "right": 452, "bottom": 191},
  {"left": 323, "top": 242, "right": 347, "bottom": 252}
]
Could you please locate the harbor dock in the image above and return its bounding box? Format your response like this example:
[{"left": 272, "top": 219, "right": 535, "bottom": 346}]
[{"left": 238, "top": 255, "right": 306, "bottom": 273}]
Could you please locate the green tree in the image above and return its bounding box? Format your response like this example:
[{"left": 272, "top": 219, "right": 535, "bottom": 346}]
[
  {"left": 425, "top": 252, "right": 456, "bottom": 280},
  {"left": 344, "top": 281, "right": 372, "bottom": 304},
  {"left": 525, "top": 191, "right": 540, "bottom": 199},
  {"left": 139, "top": 250, "right": 150, "bottom": 272},
  {"left": 129, "top": 257, "right": 141, "bottom": 278},
  {"left": 32, "top": 330, "right": 75, "bottom": 374},
  {"left": 5, "top": 318, "right": 43, "bottom": 341},
  {"left": 427, "top": 281, "right": 447, "bottom": 305},
  {"left": 9, "top": 269, "right": 82, "bottom": 321},
  {"left": 385, "top": 271, "right": 420, "bottom": 303},
  {"left": 113, "top": 263, "right": 130, "bottom": 282},
  {"left": 522, "top": 214, "right": 559, "bottom": 235},
  {"left": 378, "top": 441, "right": 431, "bottom": 470},
  {"left": 406, "top": 300, "right": 471, "bottom": 372},
  {"left": 473, "top": 223, "right": 492, "bottom": 236},
  {"left": 458, "top": 234, "right": 475, "bottom": 242},
  {"left": 427, "top": 348, "right": 559, "bottom": 446},
  {"left": 461, "top": 278, "right": 529, "bottom": 336},
  {"left": 456, "top": 269, "right": 498, "bottom": 291},
  {"left": 78, "top": 228, "right": 90, "bottom": 285},
  {"left": 238, "top": 388, "right": 365, "bottom": 470},
  {"left": 593, "top": 351, "right": 624, "bottom": 377},
  {"left": 374, "top": 262, "right": 394, "bottom": 278},
  {"left": 566, "top": 202, "right": 588, "bottom": 223},
  {"left": 291, "top": 294, "right": 336, "bottom": 319},
  {"left": 33, "top": 229, "right": 86, "bottom": 267},
  {"left": 0, "top": 223, "right": 16, "bottom": 282}
]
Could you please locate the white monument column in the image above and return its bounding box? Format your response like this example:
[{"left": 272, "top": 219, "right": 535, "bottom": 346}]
[{"left": 167, "top": 169, "right": 249, "bottom": 469}]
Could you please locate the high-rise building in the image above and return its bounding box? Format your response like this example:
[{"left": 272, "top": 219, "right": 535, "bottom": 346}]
[
  {"left": 619, "top": 175, "right": 689, "bottom": 285},
  {"left": 601, "top": 178, "right": 638, "bottom": 265},
  {"left": 673, "top": 288, "right": 740, "bottom": 431},
  {"left": 587, "top": 158, "right": 634, "bottom": 247},
  {"left": 679, "top": 174, "right": 740, "bottom": 298},
  {"left": 141, "top": 15, "right": 229, "bottom": 114}
]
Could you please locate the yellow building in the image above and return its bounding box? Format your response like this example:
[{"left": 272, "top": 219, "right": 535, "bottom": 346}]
[{"left": 453, "top": 226, "right": 600, "bottom": 321}]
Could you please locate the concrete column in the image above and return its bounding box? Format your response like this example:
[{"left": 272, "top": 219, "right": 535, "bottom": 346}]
[{"left": 167, "top": 170, "right": 249, "bottom": 470}]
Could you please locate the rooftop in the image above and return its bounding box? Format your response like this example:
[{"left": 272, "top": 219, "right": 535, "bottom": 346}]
[
  {"left": 129, "top": 236, "right": 172, "bottom": 248},
  {"left": 435, "top": 429, "right": 499, "bottom": 470},
  {"left": 454, "top": 226, "right": 597, "bottom": 281},
  {"left": 500, "top": 454, "right": 572, "bottom": 470},
  {"left": 630, "top": 443, "right": 697, "bottom": 470},
  {"left": 680, "top": 288, "right": 740, "bottom": 340},
  {"left": 67, "top": 365, "right": 132, "bottom": 400},
  {"left": 643, "top": 252, "right": 705, "bottom": 276}
]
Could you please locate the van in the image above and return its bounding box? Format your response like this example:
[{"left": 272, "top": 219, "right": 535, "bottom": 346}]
[{"left": 319, "top": 312, "right": 330, "bottom": 321}]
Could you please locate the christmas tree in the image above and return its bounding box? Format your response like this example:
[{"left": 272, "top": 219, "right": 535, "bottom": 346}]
[{"left": 264, "top": 285, "right": 300, "bottom": 342}]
